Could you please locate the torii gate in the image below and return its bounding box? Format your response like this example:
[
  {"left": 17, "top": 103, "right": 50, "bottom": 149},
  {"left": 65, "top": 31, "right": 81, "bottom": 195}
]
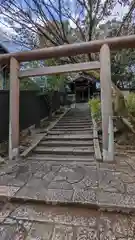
[{"left": 0, "top": 35, "right": 135, "bottom": 162}]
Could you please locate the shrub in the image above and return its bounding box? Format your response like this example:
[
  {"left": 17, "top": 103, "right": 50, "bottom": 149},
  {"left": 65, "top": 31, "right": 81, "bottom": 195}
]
[
  {"left": 126, "top": 93, "right": 135, "bottom": 117},
  {"left": 88, "top": 98, "right": 101, "bottom": 121}
]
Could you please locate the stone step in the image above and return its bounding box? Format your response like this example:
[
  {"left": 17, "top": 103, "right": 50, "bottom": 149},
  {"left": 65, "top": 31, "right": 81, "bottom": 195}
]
[
  {"left": 60, "top": 117, "right": 91, "bottom": 121},
  {"left": 44, "top": 134, "right": 93, "bottom": 140},
  {"left": 2, "top": 202, "right": 133, "bottom": 234},
  {"left": 53, "top": 128, "right": 92, "bottom": 131},
  {"left": 57, "top": 121, "right": 92, "bottom": 127},
  {"left": 49, "top": 129, "right": 93, "bottom": 133},
  {"left": 33, "top": 146, "right": 94, "bottom": 156},
  {"left": 62, "top": 115, "right": 90, "bottom": 117},
  {"left": 60, "top": 117, "right": 91, "bottom": 120},
  {"left": 61, "top": 120, "right": 91, "bottom": 123},
  {"left": 52, "top": 127, "right": 92, "bottom": 131},
  {"left": 27, "top": 154, "right": 95, "bottom": 162},
  {"left": 58, "top": 121, "right": 92, "bottom": 125},
  {"left": 64, "top": 114, "right": 89, "bottom": 116},
  {"left": 54, "top": 124, "right": 91, "bottom": 128},
  {"left": 40, "top": 140, "right": 94, "bottom": 147},
  {"left": 63, "top": 116, "right": 91, "bottom": 121}
]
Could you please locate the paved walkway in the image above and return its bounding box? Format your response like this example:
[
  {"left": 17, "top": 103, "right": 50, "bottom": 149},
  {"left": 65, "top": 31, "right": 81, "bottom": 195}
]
[
  {"left": 0, "top": 104, "right": 135, "bottom": 211},
  {"left": 0, "top": 202, "right": 135, "bottom": 239},
  {"left": 1, "top": 154, "right": 135, "bottom": 211},
  {"left": 0, "top": 103, "right": 135, "bottom": 239}
]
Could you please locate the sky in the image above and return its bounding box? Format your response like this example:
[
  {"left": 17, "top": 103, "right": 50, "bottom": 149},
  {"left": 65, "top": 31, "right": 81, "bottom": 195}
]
[
  {"left": 0, "top": 28, "right": 21, "bottom": 52},
  {"left": 0, "top": 1, "right": 130, "bottom": 52},
  {"left": 106, "top": 2, "right": 129, "bottom": 22}
]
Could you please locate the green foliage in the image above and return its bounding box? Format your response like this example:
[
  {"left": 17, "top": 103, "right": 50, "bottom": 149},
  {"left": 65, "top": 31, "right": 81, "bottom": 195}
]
[
  {"left": 88, "top": 98, "right": 101, "bottom": 121},
  {"left": 111, "top": 49, "right": 135, "bottom": 88},
  {"left": 20, "top": 78, "right": 40, "bottom": 91},
  {"left": 22, "top": 59, "right": 65, "bottom": 91},
  {"left": 126, "top": 93, "right": 135, "bottom": 117},
  {"left": 3, "top": 76, "right": 41, "bottom": 91},
  {"left": 45, "top": 59, "right": 65, "bottom": 91},
  {"left": 47, "top": 75, "right": 65, "bottom": 91}
]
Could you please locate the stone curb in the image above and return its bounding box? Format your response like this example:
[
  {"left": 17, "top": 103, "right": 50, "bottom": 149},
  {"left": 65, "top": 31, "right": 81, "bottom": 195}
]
[
  {"left": 91, "top": 113, "right": 102, "bottom": 162},
  {"left": 20, "top": 107, "right": 70, "bottom": 158},
  {"left": 20, "top": 110, "right": 58, "bottom": 138},
  {"left": 8, "top": 196, "right": 98, "bottom": 210},
  {"left": 1, "top": 194, "right": 135, "bottom": 215}
]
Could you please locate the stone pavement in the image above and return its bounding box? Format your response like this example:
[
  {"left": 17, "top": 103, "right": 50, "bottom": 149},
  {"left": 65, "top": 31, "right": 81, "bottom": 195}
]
[
  {"left": 0, "top": 201, "right": 135, "bottom": 239},
  {"left": 0, "top": 104, "right": 135, "bottom": 211},
  {"left": 1, "top": 103, "right": 135, "bottom": 238},
  {"left": 1, "top": 155, "right": 135, "bottom": 212}
]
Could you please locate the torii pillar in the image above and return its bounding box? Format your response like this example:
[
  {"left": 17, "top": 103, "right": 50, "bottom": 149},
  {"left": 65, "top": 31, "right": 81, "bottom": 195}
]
[
  {"left": 9, "top": 57, "right": 20, "bottom": 160},
  {"left": 100, "top": 44, "right": 114, "bottom": 162}
]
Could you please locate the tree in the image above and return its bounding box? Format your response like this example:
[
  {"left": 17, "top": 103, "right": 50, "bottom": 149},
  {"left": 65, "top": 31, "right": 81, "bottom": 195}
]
[
  {"left": 20, "top": 78, "right": 41, "bottom": 90},
  {"left": 116, "top": 0, "right": 135, "bottom": 36},
  {"left": 95, "top": 17, "right": 135, "bottom": 88},
  {"left": 0, "top": 0, "right": 132, "bottom": 61},
  {"left": 111, "top": 48, "right": 135, "bottom": 88},
  {"left": 0, "top": 0, "right": 135, "bottom": 93}
]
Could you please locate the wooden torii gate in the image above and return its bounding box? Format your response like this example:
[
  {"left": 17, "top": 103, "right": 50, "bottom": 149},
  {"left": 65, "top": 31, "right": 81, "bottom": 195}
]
[{"left": 0, "top": 35, "right": 135, "bottom": 162}]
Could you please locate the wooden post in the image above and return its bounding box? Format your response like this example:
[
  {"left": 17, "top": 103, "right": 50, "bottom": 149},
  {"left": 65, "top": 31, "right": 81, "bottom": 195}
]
[
  {"left": 9, "top": 57, "right": 20, "bottom": 160},
  {"left": 100, "top": 44, "right": 114, "bottom": 162}
]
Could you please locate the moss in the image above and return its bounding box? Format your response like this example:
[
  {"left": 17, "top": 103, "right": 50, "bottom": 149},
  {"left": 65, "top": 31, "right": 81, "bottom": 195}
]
[
  {"left": 126, "top": 93, "right": 135, "bottom": 117},
  {"left": 88, "top": 98, "right": 101, "bottom": 121}
]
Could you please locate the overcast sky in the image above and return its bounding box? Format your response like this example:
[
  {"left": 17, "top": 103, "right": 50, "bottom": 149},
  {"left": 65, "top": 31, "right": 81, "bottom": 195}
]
[{"left": 99, "top": 1, "right": 129, "bottom": 24}]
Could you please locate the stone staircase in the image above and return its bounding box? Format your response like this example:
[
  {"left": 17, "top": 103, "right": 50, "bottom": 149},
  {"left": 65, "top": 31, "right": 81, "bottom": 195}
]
[
  {"left": 27, "top": 104, "right": 95, "bottom": 164},
  {"left": 0, "top": 104, "right": 135, "bottom": 239}
]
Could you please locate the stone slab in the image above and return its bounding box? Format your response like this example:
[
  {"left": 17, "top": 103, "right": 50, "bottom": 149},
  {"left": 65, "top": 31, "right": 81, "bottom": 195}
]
[
  {"left": 0, "top": 202, "right": 17, "bottom": 223},
  {"left": 45, "top": 189, "right": 73, "bottom": 203},
  {"left": 33, "top": 146, "right": 94, "bottom": 156},
  {"left": 97, "top": 191, "right": 125, "bottom": 207},
  {"left": 53, "top": 127, "right": 92, "bottom": 131},
  {"left": 26, "top": 222, "right": 53, "bottom": 240},
  {"left": 40, "top": 140, "right": 93, "bottom": 147},
  {"left": 73, "top": 189, "right": 97, "bottom": 204},
  {"left": 44, "top": 134, "right": 93, "bottom": 140},
  {"left": 98, "top": 170, "right": 125, "bottom": 193},
  {"left": 0, "top": 186, "right": 20, "bottom": 197},
  {"left": 2, "top": 202, "right": 135, "bottom": 240},
  {"left": 49, "top": 130, "right": 93, "bottom": 135},
  {"left": 28, "top": 154, "right": 95, "bottom": 161}
]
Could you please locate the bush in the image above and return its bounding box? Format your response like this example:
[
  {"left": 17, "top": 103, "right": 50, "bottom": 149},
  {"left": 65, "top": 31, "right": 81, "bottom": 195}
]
[
  {"left": 126, "top": 93, "right": 135, "bottom": 117},
  {"left": 88, "top": 98, "right": 101, "bottom": 121}
]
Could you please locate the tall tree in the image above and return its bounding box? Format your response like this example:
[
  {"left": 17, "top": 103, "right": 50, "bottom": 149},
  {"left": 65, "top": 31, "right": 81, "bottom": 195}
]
[
  {"left": 0, "top": 0, "right": 134, "bottom": 90},
  {"left": 0, "top": 0, "right": 131, "bottom": 55}
]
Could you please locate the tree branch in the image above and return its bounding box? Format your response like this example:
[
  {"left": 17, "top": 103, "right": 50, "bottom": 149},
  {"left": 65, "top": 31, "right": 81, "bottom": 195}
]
[{"left": 116, "top": 0, "right": 135, "bottom": 36}]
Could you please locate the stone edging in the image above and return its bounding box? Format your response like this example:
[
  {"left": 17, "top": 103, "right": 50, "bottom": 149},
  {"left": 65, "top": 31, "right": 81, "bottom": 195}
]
[
  {"left": 20, "top": 107, "right": 70, "bottom": 158},
  {"left": 91, "top": 114, "right": 102, "bottom": 161},
  {"left": 6, "top": 193, "right": 135, "bottom": 215},
  {"left": 20, "top": 110, "right": 60, "bottom": 138}
]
